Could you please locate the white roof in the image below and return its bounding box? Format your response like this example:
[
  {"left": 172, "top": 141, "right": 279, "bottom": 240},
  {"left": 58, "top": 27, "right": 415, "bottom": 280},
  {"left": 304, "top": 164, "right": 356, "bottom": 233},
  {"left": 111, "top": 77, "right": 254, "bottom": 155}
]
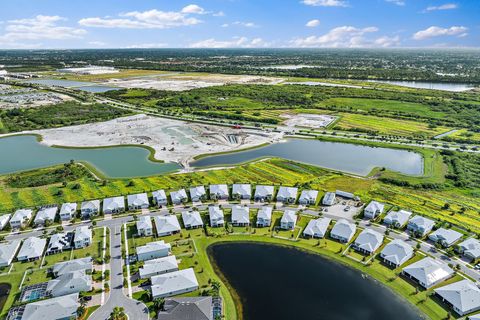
[
  {"left": 299, "top": 190, "right": 318, "bottom": 202},
  {"left": 380, "top": 240, "right": 413, "bottom": 266},
  {"left": 429, "top": 228, "right": 462, "bottom": 245},
  {"left": 257, "top": 207, "right": 273, "bottom": 220},
  {"left": 233, "top": 184, "right": 251, "bottom": 197},
  {"left": 137, "top": 240, "right": 171, "bottom": 256},
  {"left": 181, "top": 211, "right": 203, "bottom": 227},
  {"left": 34, "top": 207, "right": 58, "bottom": 223},
  {"left": 136, "top": 216, "right": 152, "bottom": 231},
  {"left": 81, "top": 200, "right": 100, "bottom": 211},
  {"left": 459, "top": 238, "right": 480, "bottom": 259},
  {"left": 281, "top": 210, "right": 297, "bottom": 224},
  {"left": 365, "top": 201, "right": 384, "bottom": 213},
  {"left": 11, "top": 209, "right": 32, "bottom": 222},
  {"left": 155, "top": 215, "right": 181, "bottom": 234},
  {"left": 152, "top": 190, "right": 167, "bottom": 201},
  {"left": 18, "top": 237, "right": 46, "bottom": 260},
  {"left": 403, "top": 257, "right": 454, "bottom": 288},
  {"left": 255, "top": 185, "right": 274, "bottom": 197},
  {"left": 189, "top": 186, "right": 206, "bottom": 199},
  {"left": 277, "top": 186, "right": 298, "bottom": 199},
  {"left": 354, "top": 229, "right": 384, "bottom": 252},
  {"left": 434, "top": 280, "right": 480, "bottom": 315},
  {"left": 60, "top": 203, "right": 77, "bottom": 215},
  {"left": 48, "top": 233, "right": 71, "bottom": 250},
  {"left": 469, "top": 313, "right": 480, "bottom": 320},
  {"left": 52, "top": 257, "right": 93, "bottom": 276},
  {"left": 0, "top": 240, "right": 21, "bottom": 265},
  {"left": 170, "top": 189, "right": 187, "bottom": 202},
  {"left": 103, "top": 196, "right": 125, "bottom": 211},
  {"left": 0, "top": 214, "right": 11, "bottom": 228},
  {"left": 210, "top": 184, "right": 229, "bottom": 196},
  {"left": 303, "top": 217, "right": 331, "bottom": 237},
  {"left": 409, "top": 215, "right": 435, "bottom": 229},
  {"left": 330, "top": 219, "right": 356, "bottom": 240},
  {"left": 74, "top": 226, "right": 92, "bottom": 242},
  {"left": 21, "top": 293, "right": 79, "bottom": 320},
  {"left": 384, "top": 210, "right": 412, "bottom": 225},
  {"left": 322, "top": 192, "right": 336, "bottom": 205},
  {"left": 208, "top": 206, "right": 224, "bottom": 220},
  {"left": 127, "top": 193, "right": 149, "bottom": 207},
  {"left": 231, "top": 205, "right": 250, "bottom": 224},
  {"left": 151, "top": 268, "right": 198, "bottom": 297},
  {"left": 139, "top": 255, "right": 178, "bottom": 278},
  {"left": 46, "top": 270, "right": 91, "bottom": 297}
]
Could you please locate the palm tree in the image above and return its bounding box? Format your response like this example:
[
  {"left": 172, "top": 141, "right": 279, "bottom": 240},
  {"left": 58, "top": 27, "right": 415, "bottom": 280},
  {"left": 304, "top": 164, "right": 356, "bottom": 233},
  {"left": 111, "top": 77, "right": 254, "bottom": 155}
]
[
  {"left": 153, "top": 298, "right": 165, "bottom": 311},
  {"left": 110, "top": 306, "right": 126, "bottom": 320}
]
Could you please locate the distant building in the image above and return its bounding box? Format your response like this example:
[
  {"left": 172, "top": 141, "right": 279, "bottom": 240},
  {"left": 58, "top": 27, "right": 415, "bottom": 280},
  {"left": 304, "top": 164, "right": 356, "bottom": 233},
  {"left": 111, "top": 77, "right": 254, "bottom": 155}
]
[
  {"left": 74, "top": 226, "right": 92, "bottom": 249},
  {"left": 383, "top": 210, "right": 412, "bottom": 228},
  {"left": 154, "top": 215, "right": 181, "bottom": 237},
  {"left": 60, "top": 203, "right": 77, "bottom": 221},
  {"left": 209, "top": 185, "right": 229, "bottom": 200},
  {"left": 298, "top": 190, "right": 318, "bottom": 205},
  {"left": 152, "top": 190, "right": 168, "bottom": 207},
  {"left": 276, "top": 187, "right": 298, "bottom": 204},
  {"left": 231, "top": 206, "right": 250, "bottom": 226},
  {"left": 280, "top": 210, "right": 297, "bottom": 230},
  {"left": 457, "top": 238, "right": 480, "bottom": 261},
  {"left": 254, "top": 185, "right": 274, "bottom": 202},
  {"left": 189, "top": 186, "right": 206, "bottom": 202},
  {"left": 330, "top": 219, "right": 356, "bottom": 243},
  {"left": 402, "top": 257, "right": 454, "bottom": 288},
  {"left": 139, "top": 255, "right": 178, "bottom": 279},
  {"left": 58, "top": 65, "right": 118, "bottom": 75},
  {"left": 322, "top": 192, "right": 336, "bottom": 206},
  {"left": 407, "top": 216, "right": 435, "bottom": 237},
  {"left": 136, "top": 216, "right": 153, "bottom": 236},
  {"left": 0, "top": 240, "right": 21, "bottom": 267},
  {"left": 46, "top": 270, "right": 92, "bottom": 297},
  {"left": 34, "top": 207, "right": 58, "bottom": 226},
  {"left": 170, "top": 189, "right": 188, "bottom": 205},
  {"left": 10, "top": 209, "right": 33, "bottom": 229},
  {"left": 127, "top": 193, "right": 150, "bottom": 210},
  {"left": 352, "top": 229, "right": 384, "bottom": 255},
  {"left": 181, "top": 211, "right": 203, "bottom": 229},
  {"left": 103, "top": 196, "right": 125, "bottom": 214},
  {"left": 80, "top": 200, "right": 100, "bottom": 218},
  {"left": 151, "top": 268, "right": 199, "bottom": 299},
  {"left": 363, "top": 201, "right": 385, "bottom": 219},
  {"left": 429, "top": 228, "right": 462, "bottom": 247},
  {"left": 17, "top": 237, "right": 46, "bottom": 262},
  {"left": 303, "top": 217, "right": 331, "bottom": 238},
  {"left": 46, "top": 232, "right": 73, "bottom": 255},
  {"left": 380, "top": 239, "right": 414, "bottom": 268},
  {"left": 434, "top": 279, "right": 480, "bottom": 316},
  {"left": 157, "top": 296, "right": 214, "bottom": 320},
  {"left": 52, "top": 257, "right": 93, "bottom": 277},
  {"left": 136, "top": 240, "right": 171, "bottom": 262},
  {"left": 256, "top": 206, "right": 273, "bottom": 227},
  {"left": 208, "top": 206, "right": 225, "bottom": 227},
  {"left": 232, "top": 184, "right": 251, "bottom": 200}
]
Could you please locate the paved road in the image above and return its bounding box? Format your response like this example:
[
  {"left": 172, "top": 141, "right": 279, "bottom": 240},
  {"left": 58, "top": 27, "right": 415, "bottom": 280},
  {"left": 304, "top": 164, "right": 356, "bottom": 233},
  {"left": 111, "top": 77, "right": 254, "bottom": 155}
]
[{"left": 89, "top": 222, "right": 149, "bottom": 320}]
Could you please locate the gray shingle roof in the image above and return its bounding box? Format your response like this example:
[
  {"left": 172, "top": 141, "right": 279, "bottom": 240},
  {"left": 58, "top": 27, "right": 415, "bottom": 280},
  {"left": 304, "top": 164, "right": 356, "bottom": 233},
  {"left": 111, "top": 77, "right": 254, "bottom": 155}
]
[
  {"left": 380, "top": 239, "right": 413, "bottom": 266},
  {"left": 353, "top": 228, "right": 384, "bottom": 253},
  {"left": 428, "top": 228, "right": 462, "bottom": 246},
  {"left": 127, "top": 193, "right": 149, "bottom": 207},
  {"left": 52, "top": 257, "right": 93, "bottom": 276},
  {"left": 21, "top": 293, "right": 79, "bottom": 320},
  {"left": 154, "top": 215, "right": 181, "bottom": 234},
  {"left": 330, "top": 219, "right": 356, "bottom": 241},
  {"left": 157, "top": 296, "right": 213, "bottom": 320},
  {"left": 18, "top": 237, "right": 46, "bottom": 260},
  {"left": 136, "top": 240, "right": 171, "bottom": 256},
  {"left": 139, "top": 255, "right": 178, "bottom": 279},
  {"left": 254, "top": 185, "right": 274, "bottom": 198},
  {"left": 181, "top": 211, "right": 203, "bottom": 228},
  {"left": 0, "top": 240, "right": 21, "bottom": 266},
  {"left": 402, "top": 257, "right": 454, "bottom": 288},
  {"left": 459, "top": 238, "right": 480, "bottom": 259},
  {"left": 384, "top": 209, "right": 412, "bottom": 226},
  {"left": 434, "top": 279, "right": 480, "bottom": 315},
  {"left": 137, "top": 216, "right": 153, "bottom": 232},
  {"left": 151, "top": 268, "right": 199, "bottom": 298},
  {"left": 232, "top": 184, "right": 251, "bottom": 197},
  {"left": 231, "top": 206, "right": 249, "bottom": 224}
]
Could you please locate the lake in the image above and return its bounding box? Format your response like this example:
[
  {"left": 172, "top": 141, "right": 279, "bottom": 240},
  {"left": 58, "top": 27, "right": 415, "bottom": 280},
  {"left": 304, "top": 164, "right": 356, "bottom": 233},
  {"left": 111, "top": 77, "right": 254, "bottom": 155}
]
[
  {"left": 191, "top": 138, "right": 423, "bottom": 176},
  {"left": 366, "top": 80, "right": 475, "bottom": 92},
  {"left": 209, "top": 243, "right": 424, "bottom": 320},
  {"left": 0, "top": 283, "right": 10, "bottom": 313},
  {"left": 0, "top": 135, "right": 180, "bottom": 178}
]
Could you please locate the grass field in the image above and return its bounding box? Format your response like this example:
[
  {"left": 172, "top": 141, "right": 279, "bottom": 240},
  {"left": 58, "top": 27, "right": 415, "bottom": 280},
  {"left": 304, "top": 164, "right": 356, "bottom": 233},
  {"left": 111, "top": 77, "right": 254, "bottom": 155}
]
[
  {"left": 46, "top": 69, "right": 172, "bottom": 82},
  {"left": 448, "top": 129, "right": 480, "bottom": 143}
]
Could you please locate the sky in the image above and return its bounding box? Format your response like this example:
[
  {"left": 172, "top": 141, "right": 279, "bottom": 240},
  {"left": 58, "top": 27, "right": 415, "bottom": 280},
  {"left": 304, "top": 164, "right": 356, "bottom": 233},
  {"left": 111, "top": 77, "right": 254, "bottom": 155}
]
[{"left": 0, "top": 0, "right": 478, "bottom": 49}]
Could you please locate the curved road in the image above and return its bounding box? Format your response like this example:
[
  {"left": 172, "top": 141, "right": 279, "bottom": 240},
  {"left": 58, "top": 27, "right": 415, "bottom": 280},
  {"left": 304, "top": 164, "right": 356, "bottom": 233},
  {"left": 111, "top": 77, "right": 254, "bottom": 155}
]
[{"left": 89, "top": 223, "right": 149, "bottom": 320}]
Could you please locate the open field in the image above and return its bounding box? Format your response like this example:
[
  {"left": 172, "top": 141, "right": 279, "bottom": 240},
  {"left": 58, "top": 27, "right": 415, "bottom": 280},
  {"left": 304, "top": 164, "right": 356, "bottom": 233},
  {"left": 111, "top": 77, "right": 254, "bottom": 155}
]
[{"left": 44, "top": 69, "right": 174, "bottom": 82}]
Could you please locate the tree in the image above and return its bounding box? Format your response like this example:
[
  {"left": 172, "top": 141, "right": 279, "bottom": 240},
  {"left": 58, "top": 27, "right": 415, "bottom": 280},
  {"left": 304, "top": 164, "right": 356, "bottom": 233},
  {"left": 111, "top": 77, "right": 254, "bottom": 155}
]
[
  {"left": 153, "top": 298, "right": 165, "bottom": 311},
  {"left": 110, "top": 306, "right": 126, "bottom": 320}
]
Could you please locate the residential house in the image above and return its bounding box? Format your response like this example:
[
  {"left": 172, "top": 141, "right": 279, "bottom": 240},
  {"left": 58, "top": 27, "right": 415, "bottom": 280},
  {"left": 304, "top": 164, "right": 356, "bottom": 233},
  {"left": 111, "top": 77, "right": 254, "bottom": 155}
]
[
  {"left": 52, "top": 258, "right": 93, "bottom": 277},
  {"left": 152, "top": 190, "right": 168, "bottom": 207},
  {"left": 127, "top": 193, "right": 149, "bottom": 210},
  {"left": 457, "top": 238, "right": 480, "bottom": 261},
  {"left": 189, "top": 186, "right": 206, "bottom": 202},
  {"left": 298, "top": 190, "right": 318, "bottom": 206},
  {"left": 232, "top": 184, "right": 251, "bottom": 200},
  {"left": 209, "top": 184, "right": 229, "bottom": 200},
  {"left": 383, "top": 210, "right": 412, "bottom": 228},
  {"left": 170, "top": 189, "right": 188, "bottom": 205},
  {"left": 322, "top": 192, "right": 336, "bottom": 206},
  {"left": 276, "top": 187, "right": 298, "bottom": 204},
  {"left": 17, "top": 237, "right": 46, "bottom": 262},
  {"left": 154, "top": 215, "right": 181, "bottom": 237},
  {"left": 34, "top": 206, "right": 58, "bottom": 226},
  {"left": 80, "top": 200, "right": 100, "bottom": 218},
  {"left": 103, "top": 196, "right": 125, "bottom": 214},
  {"left": 231, "top": 206, "right": 250, "bottom": 226},
  {"left": 46, "top": 270, "right": 92, "bottom": 297},
  {"left": 19, "top": 293, "right": 79, "bottom": 320},
  {"left": 303, "top": 217, "right": 331, "bottom": 238},
  {"left": 256, "top": 206, "right": 273, "bottom": 227},
  {"left": 254, "top": 185, "right": 274, "bottom": 202},
  {"left": 330, "top": 219, "right": 356, "bottom": 243},
  {"left": 151, "top": 268, "right": 199, "bottom": 299},
  {"left": 46, "top": 232, "right": 73, "bottom": 255},
  {"left": 352, "top": 229, "right": 384, "bottom": 255},
  {"left": 181, "top": 211, "right": 203, "bottom": 229},
  {"left": 139, "top": 255, "right": 179, "bottom": 279},
  {"left": 0, "top": 214, "right": 11, "bottom": 230},
  {"left": 402, "top": 257, "right": 454, "bottom": 288},
  {"left": 10, "top": 209, "right": 33, "bottom": 229},
  {"left": 59, "top": 203, "right": 77, "bottom": 221},
  {"left": 136, "top": 216, "right": 153, "bottom": 236},
  {"left": 429, "top": 228, "right": 462, "bottom": 247},
  {"left": 156, "top": 297, "right": 214, "bottom": 320},
  {"left": 280, "top": 210, "right": 297, "bottom": 230},
  {"left": 380, "top": 239, "right": 414, "bottom": 268},
  {"left": 434, "top": 279, "right": 480, "bottom": 316},
  {"left": 136, "top": 240, "right": 172, "bottom": 262},
  {"left": 407, "top": 216, "right": 436, "bottom": 237},
  {"left": 208, "top": 206, "right": 225, "bottom": 227},
  {"left": 0, "top": 240, "right": 21, "bottom": 267},
  {"left": 363, "top": 201, "right": 385, "bottom": 219},
  {"left": 74, "top": 226, "right": 92, "bottom": 249}
]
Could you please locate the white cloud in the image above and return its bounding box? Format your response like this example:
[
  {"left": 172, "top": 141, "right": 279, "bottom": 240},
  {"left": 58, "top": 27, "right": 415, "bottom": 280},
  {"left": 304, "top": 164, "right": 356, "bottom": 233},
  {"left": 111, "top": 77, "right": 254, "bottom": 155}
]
[
  {"left": 181, "top": 4, "right": 206, "bottom": 14},
  {"left": 79, "top": 8, "right": 202, "bottom": 29},
  {"left": 233, "top": 21, "right": 257, "bottom": 28},
  {"left": 425, "top": 3, "right": 458, "bottom": 11},
  {"left": 385, "top": 0, "right": 405, "bottom": 6},
  {"left": 190, "top": 37, "right": 270, "bottom": 48},
  {"left": 213, "top": 11, "right": 225, "bottom": 17},
  {"left": 373, "top": 35, "right": 400, "bottom": 47},
  {"left": 413, "top": 26, "right": 468, "bottom": 40},
  {"left": 306, "top": 19, "right": 320, "bottom": 27},
  {"left": 88, "top": 41, "right": 106, "bottom": 46},
  {"left": 125, "top": 42, "right": 168, "bottom": 48},
  {"left": 290, "top": 26, "right": 381, "bottom": 47},
  {"left": 302, "top": 0, "right": 348, "bottom": 7}
]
